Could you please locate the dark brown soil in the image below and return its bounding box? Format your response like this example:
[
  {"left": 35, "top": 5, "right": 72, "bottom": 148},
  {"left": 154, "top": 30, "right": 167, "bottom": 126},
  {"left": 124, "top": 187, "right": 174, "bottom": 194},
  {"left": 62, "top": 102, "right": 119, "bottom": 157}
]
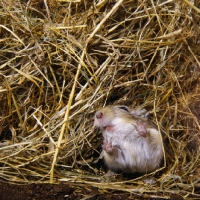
[
  {"left": 0, "top": 181, "right": 131, "bottom": 200},
  {"left": 0, "top": 181, "right": 187, "bottom": 200}
]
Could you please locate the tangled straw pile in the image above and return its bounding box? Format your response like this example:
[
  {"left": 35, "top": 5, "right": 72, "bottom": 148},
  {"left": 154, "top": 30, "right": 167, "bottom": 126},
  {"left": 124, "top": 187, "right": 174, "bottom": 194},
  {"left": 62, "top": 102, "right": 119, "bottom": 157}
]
[{"left": 0, "top": 0, "right": 200, "bottom": 198}]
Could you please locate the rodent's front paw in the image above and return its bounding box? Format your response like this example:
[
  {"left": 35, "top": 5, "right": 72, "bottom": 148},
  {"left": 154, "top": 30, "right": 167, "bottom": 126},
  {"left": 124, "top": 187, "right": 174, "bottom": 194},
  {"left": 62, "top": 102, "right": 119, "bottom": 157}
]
[
  {"left": 102, "top": 140, "right": 113, "bottom": 153},
  {"left": 134, "top": 120, "right": 148, "bottom": 137},
  {"left": 102, "top": 140, "right": 119, "bottom": 157}
]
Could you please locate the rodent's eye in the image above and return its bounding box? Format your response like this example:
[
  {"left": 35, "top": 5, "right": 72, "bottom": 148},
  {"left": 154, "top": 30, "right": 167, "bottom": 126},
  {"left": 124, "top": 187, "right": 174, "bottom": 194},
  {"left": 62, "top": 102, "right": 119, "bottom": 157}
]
[{"left": 118, "top": 106, "right": 129, "bottom": 112}]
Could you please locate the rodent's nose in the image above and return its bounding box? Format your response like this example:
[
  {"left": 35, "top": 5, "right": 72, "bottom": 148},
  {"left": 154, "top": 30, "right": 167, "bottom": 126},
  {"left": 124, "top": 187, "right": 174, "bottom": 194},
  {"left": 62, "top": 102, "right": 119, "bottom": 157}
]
[{"left": 96, "top": 111, "right": 103, "bottom": 119}]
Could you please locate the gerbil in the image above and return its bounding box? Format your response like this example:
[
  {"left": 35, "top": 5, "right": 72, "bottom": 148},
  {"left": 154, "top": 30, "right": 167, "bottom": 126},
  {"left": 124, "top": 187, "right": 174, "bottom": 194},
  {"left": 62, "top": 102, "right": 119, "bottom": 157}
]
[{"left": 94, "top": 105, "right": 163, "bottom": 174}]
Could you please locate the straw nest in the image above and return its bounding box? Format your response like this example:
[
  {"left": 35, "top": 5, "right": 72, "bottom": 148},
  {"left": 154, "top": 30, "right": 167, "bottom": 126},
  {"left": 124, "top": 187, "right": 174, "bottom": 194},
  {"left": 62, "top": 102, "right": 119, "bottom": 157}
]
[{"left": 0, "top": 0, "right": 200, "bottom": 198}]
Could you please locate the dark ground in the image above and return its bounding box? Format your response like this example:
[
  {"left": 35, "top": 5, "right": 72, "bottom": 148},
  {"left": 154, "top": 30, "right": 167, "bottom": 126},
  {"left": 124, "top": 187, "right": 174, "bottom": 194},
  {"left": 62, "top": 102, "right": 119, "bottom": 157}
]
[
  {"left": 0, "top": 181, "right": 131, "bottom": 200},
  {"left": 0, "top": 181, "right": 186, "bottom": 200}
]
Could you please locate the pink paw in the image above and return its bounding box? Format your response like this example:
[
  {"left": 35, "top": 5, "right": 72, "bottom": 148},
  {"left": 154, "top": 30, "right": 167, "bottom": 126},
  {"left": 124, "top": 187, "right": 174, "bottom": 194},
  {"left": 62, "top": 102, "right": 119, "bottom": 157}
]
[
  {"left": 102, "top": 140, "right": 113, "bottom": 153},
  {"left": 134, "top": 120, "right": 148, "bottom": 137},
  {"left": 102, "top": 140, "right": 118, "bottom": 156}
]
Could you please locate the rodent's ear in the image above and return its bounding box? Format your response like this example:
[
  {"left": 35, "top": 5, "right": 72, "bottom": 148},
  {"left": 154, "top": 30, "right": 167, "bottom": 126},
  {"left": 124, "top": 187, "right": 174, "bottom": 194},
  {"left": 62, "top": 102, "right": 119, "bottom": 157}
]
[
  {"left": 130, "top": 108, "right": 149, "bottom": 118},
  {"left": 117, "top": 105, "right": 129, "bottom": 112}
]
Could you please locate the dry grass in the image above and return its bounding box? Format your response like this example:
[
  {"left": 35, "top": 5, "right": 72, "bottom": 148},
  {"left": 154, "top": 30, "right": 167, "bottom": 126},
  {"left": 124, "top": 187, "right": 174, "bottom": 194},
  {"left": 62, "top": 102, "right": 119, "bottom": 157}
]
[{"left": 0, "top": 0, "right": 200, "bottom": 198}]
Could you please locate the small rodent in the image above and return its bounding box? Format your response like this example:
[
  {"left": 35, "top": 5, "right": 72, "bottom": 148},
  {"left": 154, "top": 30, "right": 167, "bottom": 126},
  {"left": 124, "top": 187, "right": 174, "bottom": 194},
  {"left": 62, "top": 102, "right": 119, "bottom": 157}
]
[{"left": 94, "top": 105, "right": 163, "bottom": 174}]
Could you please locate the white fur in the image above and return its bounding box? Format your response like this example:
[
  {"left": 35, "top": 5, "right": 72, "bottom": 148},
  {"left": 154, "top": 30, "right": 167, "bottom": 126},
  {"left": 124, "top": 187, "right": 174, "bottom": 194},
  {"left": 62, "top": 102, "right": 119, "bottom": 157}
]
[{"left": 95, "top": 106, "right": 163, "bottom": 174}]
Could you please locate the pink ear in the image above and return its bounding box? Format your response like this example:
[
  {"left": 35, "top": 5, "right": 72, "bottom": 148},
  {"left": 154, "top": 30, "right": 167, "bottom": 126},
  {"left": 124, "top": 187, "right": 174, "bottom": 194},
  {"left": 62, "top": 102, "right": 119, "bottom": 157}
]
[{"left": 134, "top": 120, "right": 148, "bottom": 137}]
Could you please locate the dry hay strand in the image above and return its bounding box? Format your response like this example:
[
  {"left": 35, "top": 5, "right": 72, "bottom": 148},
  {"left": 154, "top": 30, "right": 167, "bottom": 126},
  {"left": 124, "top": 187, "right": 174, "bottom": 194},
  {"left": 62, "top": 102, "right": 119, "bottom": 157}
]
[{"left": 0, "top": 0, "right": 200, "bottom": 198}]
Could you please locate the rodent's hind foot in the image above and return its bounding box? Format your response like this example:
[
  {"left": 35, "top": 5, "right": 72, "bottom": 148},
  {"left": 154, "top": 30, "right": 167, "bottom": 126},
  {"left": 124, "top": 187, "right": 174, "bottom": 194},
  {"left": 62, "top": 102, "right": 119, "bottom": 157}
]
[{"left": 100, "top": 170, "right": 116, "bottom": 182}]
